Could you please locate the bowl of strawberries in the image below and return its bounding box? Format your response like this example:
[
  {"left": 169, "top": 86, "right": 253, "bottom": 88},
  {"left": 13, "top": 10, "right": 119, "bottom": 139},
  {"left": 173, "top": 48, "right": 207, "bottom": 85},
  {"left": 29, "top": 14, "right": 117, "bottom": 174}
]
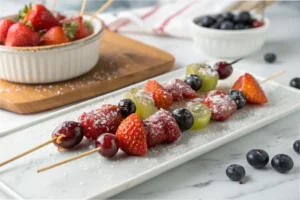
[{"left": 0, "top": 3, "right": 104, "bottom": 84}]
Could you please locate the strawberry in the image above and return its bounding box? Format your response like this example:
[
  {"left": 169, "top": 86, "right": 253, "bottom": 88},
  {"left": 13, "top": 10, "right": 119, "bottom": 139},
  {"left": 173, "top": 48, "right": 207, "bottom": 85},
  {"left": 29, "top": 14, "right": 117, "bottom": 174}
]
[
  {"left": 78, "top": 104, "right": 123, "bottom": 140},
  {"left": 144, "top": 80, "right": 163, "bottom": 93},
  {"left": 116, "top": 113, "right": 147, "bottom": 156},
  {"left": 54, "top": 13, "right": 66, "bottom": 21},
  {"left": 61, "top": 16, "right": 89, "bottom": 40},
  {"left": 5, "top": 22, "right": 40, "bottom": 47},
  {"left": 143, "top": 120, "right": 166, "bottom": 148},
  {"left": 152, "top": 89, "right": 173, "bottom": 109},
  {"left": 164, "top": 79, "right": 198, "bottom": 101},
  {"left": 0, "top": 19, "right": 15, "bottom": 44},
  {"left": 203, "top": 90, "right": 237, "bottom": 121},
  {"left": 144, "top": 80, "right": 173, "bottom": 109},
  {"left": 40, "top": 26, "right": 70, "bottom": 45},
  {"left": 19, "top": 4, "right": 60, "bottom": 31},
  {"left": 143, "top": 109, "right": 181, "bottom": 147},
  {"left": 232, "top": 73, "right": 268, "bottom": 104}
]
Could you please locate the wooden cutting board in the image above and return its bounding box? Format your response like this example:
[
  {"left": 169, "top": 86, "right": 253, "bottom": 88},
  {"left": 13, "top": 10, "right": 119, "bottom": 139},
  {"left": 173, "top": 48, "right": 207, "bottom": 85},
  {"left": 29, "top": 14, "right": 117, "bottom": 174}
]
[{"left": 0, "top": 31, "right": 174, "bottom": 114}]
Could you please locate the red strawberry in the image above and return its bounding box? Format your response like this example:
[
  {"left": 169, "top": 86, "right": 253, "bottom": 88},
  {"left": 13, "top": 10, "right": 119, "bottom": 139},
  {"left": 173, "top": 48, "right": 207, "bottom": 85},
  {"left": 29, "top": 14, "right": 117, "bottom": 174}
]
[
  {"left": 143, "top": 109, "right": 181, "bottom": 147},
  {"left": 5, "top": 22, "right": 40, "bottom": 47},
  {"left": 78, "top": 104, "right": 123, "bottom": 140},
  {"left": 40, "top": 26, "right": 70, "bottom": 45},
  {"left": 152, "top": 89, "right": 173, "bottom": 109},
  {"left": 61, "top": 16, "right": 89, "bottom": 40},
  {"left": 144, "top": 80, "right": 163, "bottom": 93},
  {"left": 203, "top": 90, "right": 237, "bottom": 121},
  {"left": 54, "top": 13, "right": 66, "bottom": 21},
  {"left": 0, "top": 19, "right": 15, "bottom": 44},
  {"left": 116, "top": 113, "right": 147, "bottom": 156},
  {"left": 232, "top": 73, "right": 268, "bottom": 104},
  {"left": 20, "top": 4, "right": 60, "bottom": 31},
  {"left": 143, "top": 120, "right": 166, "bottom": 148},
  {"left": 164, "top": 79, "right": 198, "bottom": 101},
  {"left": 144, "top": 80, "right": 173, "bottom": 109},
  {"left": 252, "top": 20, "right": 264, "bottom": 28}
]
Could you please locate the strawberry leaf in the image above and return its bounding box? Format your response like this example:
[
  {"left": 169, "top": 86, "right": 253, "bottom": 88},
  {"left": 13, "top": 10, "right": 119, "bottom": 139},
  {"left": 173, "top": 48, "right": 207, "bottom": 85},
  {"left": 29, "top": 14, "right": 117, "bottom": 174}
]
[
  {"left": 63, "top": 22, "right": 78, "bottom": 40},
  {"left": 19, "top": 4, "right": 30, "bottom": 19}
]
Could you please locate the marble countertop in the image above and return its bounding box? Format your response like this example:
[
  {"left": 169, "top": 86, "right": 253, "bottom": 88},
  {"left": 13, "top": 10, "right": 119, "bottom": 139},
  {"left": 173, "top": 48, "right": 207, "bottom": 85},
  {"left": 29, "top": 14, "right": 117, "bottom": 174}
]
[{"left": 0, "top": 3, "right": 299, "bottom": 200}]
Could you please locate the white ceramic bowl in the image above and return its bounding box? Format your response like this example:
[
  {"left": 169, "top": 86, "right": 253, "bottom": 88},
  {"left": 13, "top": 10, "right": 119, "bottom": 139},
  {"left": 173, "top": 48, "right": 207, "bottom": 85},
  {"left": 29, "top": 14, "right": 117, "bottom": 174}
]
[
  {"left": 0, "top": 14, "right": 104, "bottom": 84},
  {"left": 190, "top": 15, "right": 270, "bottom": 59}
]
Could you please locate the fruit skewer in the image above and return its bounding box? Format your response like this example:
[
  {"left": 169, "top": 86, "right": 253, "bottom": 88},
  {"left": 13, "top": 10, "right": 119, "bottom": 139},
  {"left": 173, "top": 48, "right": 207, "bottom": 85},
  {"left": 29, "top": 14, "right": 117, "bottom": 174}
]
[
  {"left": 0, "top": 121, "right": 84, "bottom": 167},
  {"left": 38, "top": 133, "right": 119, "bottom": 173}
]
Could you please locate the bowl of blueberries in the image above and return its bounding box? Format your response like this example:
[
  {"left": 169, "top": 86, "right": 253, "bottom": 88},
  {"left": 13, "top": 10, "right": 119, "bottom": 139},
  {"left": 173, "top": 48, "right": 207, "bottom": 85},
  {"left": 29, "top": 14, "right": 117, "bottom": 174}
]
[{"left": 190, "top": 11, "right": 269, "bottom": 58}]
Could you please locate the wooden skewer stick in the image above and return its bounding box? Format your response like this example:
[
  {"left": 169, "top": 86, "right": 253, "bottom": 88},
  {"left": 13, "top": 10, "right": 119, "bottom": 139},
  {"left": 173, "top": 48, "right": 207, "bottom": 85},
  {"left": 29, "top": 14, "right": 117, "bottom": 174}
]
[
  {"left": 37, "top": 147, "right": 100, "bottom": 173},
  {"left": 80, "top": 0, "right": 88, "bottom": 16},
  {"left": 229, "top": 58, "right": 243, "bottom": 65},
  {"left": 0, "top": 136, "right": 64, "bottom": 167},
  {"left": 51, "top": 0, "right": 57, "bottom": 13},
  {"left": 91, "top": 0, "right": 114, "bottom": 19},
  {"left": 261, "top": 70, "right": 286, "bottom": 84}
]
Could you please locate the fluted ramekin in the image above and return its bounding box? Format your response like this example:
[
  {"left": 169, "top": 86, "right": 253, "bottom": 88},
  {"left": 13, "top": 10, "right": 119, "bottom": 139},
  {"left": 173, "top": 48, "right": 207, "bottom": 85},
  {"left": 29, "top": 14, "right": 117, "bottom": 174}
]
[
  {"left": 190, "top": 15, "right": 270, "bottom": 59},
  {"left": 0, "top": 14, "right": 104, "bottom": 84}
]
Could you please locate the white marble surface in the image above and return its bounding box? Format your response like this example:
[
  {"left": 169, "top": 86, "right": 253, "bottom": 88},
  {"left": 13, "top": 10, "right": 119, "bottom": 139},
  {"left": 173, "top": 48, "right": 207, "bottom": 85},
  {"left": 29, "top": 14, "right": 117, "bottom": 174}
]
[{"left": 0, "top": 3, "right": 300, "bottom": 200}]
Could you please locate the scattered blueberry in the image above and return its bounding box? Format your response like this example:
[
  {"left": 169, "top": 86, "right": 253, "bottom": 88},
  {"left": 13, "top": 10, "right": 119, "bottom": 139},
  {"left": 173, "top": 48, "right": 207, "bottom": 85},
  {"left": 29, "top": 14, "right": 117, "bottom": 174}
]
[
  {"left": 197, "top": 16, "right": 215, "bottom": 27},
  {"left": 246, "top": 149, "right": 269, "bottom": 169},
  {"left": 220, "top": 21, "right": 234, "bottom": 30},
  {"left": 228, "top": 90, "right": 247, "bottom": 109},
  {"left": 264, "top": 53, "right": 276, "bottom": 63},
  {"left": 235, "top": 11, "right": 251, "bottom": 23},
  {"left": 290, "top": 78, "right": 300, "bottom": 89},
  {"left": 118, "top": 99, "right": 136, "bottom": 118},
  {"left": 172, "top": 108, "right": 194, "bottom": 131},
  {"left": 271, "top": 154, "right": 294, "bottom": 173},
  {"left": 184, "top": 74, "right": 202, "bottom": 91},
  {"left": 293, "top": 140, "right": 300, "bottom": 154},
  {"left": 226, "top": 164, "right": 246, "bottom": 181}
]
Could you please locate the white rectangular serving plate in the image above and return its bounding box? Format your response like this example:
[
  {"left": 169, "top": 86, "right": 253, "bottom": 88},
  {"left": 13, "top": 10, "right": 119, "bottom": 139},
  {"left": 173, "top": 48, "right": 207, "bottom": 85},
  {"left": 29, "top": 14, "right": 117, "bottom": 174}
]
[{"left": 0, "top": 68, "right": 300, "bottom": 199}]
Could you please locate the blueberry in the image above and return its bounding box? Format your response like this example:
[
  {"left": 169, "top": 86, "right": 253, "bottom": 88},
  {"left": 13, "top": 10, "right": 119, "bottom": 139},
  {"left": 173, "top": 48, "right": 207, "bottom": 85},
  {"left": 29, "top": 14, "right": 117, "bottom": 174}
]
[
  {"left": 246, "top": 149, "right": 269, "bottom": 169},
  {"left": 197, "top": 16, "right": 215, "bottom": 27},
  {"left": 290, "top": 78, "right": 300, "bottom": 89},
  {"left": 172, "top": 108, "right": 194, "bottom": 131},
  {"left": 293, "top": 140, "right": 300, "bottom": 154},
  {"left": 235, "top": 11, "right": 251, "bottom": 23},
  {"left": 264, "top": 53, "right": 277, "bottom": 63},
  {"left": 234, "top": 23, "right": 245, "bottom": 30},
  {"left": 118, "top": 99, "right": 136, "bottom": 118},
  {"left": 220, "top": 21, "right": 234, "bottom": 30},
  {"left": 184, "top": 74, "right": 202, "bottom": 91},
  {"left": 228, "top": 90, "right": 247, "bottom": 109},
  {"left": 226, "top": 164, "right": 246, "bottom": 181},
  {"left": 221, "top": 12, "right": 234, "bottom": 21},
  {"left": 271, "top": 154, "right": 294, "bottom": 173}
]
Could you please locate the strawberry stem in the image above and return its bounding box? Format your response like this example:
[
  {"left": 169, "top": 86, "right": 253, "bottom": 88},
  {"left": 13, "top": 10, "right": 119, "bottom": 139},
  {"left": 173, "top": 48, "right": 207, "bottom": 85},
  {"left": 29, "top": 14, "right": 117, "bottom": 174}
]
[
  {"left": 230, "top": 58, "right": 243, "bottom": 65},
  {"left": 63, "top": 22, "right": 78, "bottom": 40}
]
